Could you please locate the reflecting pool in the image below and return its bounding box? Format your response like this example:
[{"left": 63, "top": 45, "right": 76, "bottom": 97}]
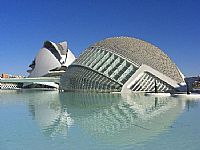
[{"left": 0, "top": 90, "right": 200, "bottom": 150}]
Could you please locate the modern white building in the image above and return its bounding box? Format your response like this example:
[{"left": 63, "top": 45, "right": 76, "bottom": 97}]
[
  {"left": 61, "top": 37, "right": 185, "bottom": 93},
  {"left": 26, "top": 40, "right": 75, "bottom": 89},
  {"left": 28, "top": 40, "right": 75, "bottom": 77}
]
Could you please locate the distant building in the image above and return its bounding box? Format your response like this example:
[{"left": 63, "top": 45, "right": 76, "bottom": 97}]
[
  {"left": 61, "top": 37, "right": 185, "bottom": 93},
  {"left": 191, "top": 76, "right": 200, "bottom": 90},
  {"left": 0, "top": 73, "right": 23, "bottom": 89},
  {"left": 193, "top": 81, "right": 200, "bottom": 88},
  {"left": 27, "top": 41, "right": 75, "bottom": 77},
  {"left": 9, "top": 75, "right": 25, "bottom": 78},
  {"left": 1, "top": 73, "right": 9, "bottom": 78},
  {"left": 183, "top": 76, "right": 200, "bottom": 93}
]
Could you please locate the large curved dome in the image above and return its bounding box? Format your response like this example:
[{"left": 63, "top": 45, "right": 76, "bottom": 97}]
[
  {"left": 92, "top": 37, "right": 183, "bottom": 83},
  {"left": 61, "top": 36, "right": 184, "bottom": 93}
]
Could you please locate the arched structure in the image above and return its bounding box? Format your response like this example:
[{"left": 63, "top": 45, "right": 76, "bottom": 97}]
[
  {"left": 61, "top": 37, "right": 185, "bottom": 93},
  {"left": 27, "top": 41, "right": 75, "bottom": 77}
]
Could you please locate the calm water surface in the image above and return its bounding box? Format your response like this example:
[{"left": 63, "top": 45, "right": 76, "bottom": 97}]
[{"left": 0, "top": 90, "right": 200, "bottom": 150}]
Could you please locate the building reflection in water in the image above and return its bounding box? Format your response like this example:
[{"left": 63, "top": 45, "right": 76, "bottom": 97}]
[
  {"left": 27, "top": 91, "right": 186, "bottom": 144},
  {"left": 185, "top": 100, "right": 199, "bottom": 112},
  {"left": 27, "top": 91, "right": 74, "bottom": 137}
]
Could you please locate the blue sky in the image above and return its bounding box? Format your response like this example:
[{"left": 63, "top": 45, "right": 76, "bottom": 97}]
[{"left": 0, "top": 0, "right": 199, "bottom": 76}]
